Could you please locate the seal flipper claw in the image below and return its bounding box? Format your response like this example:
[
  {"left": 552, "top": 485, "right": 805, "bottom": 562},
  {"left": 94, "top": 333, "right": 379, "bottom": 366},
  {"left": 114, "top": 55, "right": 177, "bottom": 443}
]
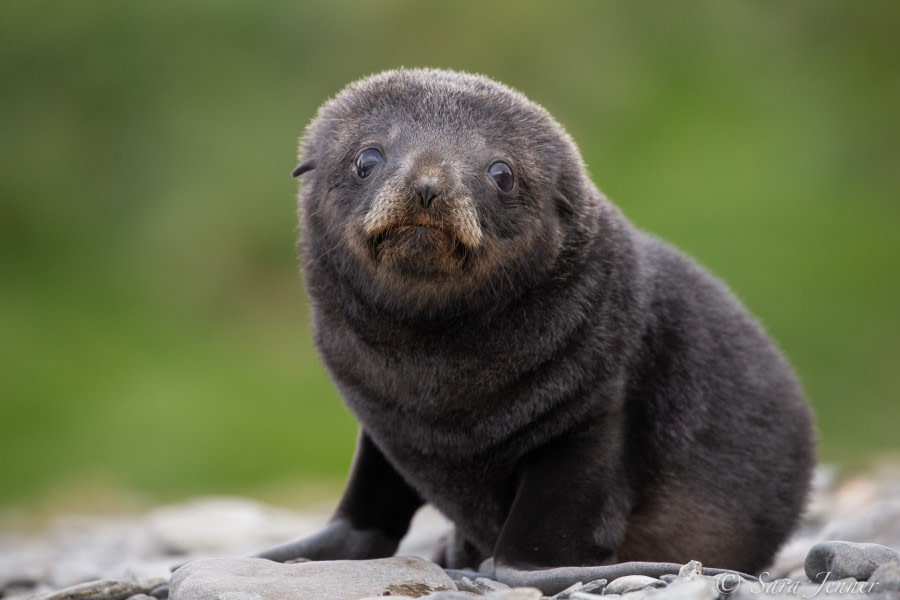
[{"left": 253, "top": 519, "right": 398, "bottom": 563}]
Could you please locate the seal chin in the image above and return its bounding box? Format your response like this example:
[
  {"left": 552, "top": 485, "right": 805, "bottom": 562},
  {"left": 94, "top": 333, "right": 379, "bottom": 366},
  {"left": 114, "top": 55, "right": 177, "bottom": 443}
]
[{"left": 369, "top": 222, "right": 469, "bottom": 278}]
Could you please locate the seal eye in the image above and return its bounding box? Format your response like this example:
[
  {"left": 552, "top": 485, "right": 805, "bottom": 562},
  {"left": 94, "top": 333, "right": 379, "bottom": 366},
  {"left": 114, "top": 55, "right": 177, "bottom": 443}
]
[
  {"left": 355, "top": 148, "right": 383, "bottom": 179},
  {"left": 488, "top": 161, "right": 514, "bottom": 193}
]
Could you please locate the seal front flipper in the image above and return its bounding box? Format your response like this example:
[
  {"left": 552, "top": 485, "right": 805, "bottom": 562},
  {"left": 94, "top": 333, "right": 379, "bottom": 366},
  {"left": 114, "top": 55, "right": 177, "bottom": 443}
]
[
  {"left": 491, "top": 424, "right": 631, "bottom": 569},
  {"left": 486, "top": 428, "right": 633, "bottom": 593},
  {"left": 255, "top": 430, "right": 424, "bottom": 562},
  {"left": 487, "top": 431, "right": 756, "bottom": 594}
]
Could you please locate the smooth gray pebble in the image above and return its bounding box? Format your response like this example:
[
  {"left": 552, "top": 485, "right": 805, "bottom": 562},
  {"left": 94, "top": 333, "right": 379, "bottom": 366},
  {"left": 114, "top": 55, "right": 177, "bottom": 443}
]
[
  {"left": 804, "top": 540, "right": 899, "bottom": 582},
  {"left": 605, "top": 575, "right": 666, "bottom": 595},
  {"left": 581, "top": 579, "right": 606, "bottom": 594}
]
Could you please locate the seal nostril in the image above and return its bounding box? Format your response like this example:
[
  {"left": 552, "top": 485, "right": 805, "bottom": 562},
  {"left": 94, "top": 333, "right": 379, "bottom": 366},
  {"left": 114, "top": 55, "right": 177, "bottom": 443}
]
[{"left": 414, "top": 181, "right": 439, "bottom": 209}]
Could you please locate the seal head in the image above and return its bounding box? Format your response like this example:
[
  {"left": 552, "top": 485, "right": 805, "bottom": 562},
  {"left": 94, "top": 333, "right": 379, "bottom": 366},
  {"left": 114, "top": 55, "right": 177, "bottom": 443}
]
[{"left": 295, "top": 69, "right": 592, "bottom": 315}]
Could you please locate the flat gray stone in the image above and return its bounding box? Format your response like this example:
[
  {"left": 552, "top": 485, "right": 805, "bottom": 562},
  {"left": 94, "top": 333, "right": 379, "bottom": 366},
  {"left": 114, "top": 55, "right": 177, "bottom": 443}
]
[
  {"left": 169, "top": 556, "right": 456, "bottom": 600},
  {"left": 804, "top": 541, "right": 900, "bottom": 582},
  {"left": 32, "top": 578, "right": 167, "bottom": 600},
  {"left": 605, "top": 575, "right": 665, "bottom": 595}
]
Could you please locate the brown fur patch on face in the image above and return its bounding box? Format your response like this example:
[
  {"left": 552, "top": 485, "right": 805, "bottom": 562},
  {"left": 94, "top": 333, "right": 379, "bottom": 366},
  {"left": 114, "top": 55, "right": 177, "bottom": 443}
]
[
  {"left": 362, "top": 187, "right": 483, "bottom": 250},
  {"left": 355, "top": 183, "right": 483, "bottom": 277}
]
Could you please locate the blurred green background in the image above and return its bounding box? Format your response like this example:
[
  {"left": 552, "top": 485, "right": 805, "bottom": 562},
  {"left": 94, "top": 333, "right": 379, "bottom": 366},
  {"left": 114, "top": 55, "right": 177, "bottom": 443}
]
[{"left": 2, "top": 1, "right": 898, "bottom": 516}]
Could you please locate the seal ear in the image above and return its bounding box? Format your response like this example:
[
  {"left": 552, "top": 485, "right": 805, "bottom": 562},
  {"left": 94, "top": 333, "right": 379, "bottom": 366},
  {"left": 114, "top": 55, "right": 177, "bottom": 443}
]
[{"left": 292, "top": 159, "right": 316, "bottom": 178}]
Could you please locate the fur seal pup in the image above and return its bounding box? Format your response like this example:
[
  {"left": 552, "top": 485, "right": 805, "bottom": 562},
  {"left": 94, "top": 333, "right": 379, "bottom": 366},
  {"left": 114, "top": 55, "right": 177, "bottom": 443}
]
[{"left": 261, "top": 69, "right": 815, "bottom": 593}]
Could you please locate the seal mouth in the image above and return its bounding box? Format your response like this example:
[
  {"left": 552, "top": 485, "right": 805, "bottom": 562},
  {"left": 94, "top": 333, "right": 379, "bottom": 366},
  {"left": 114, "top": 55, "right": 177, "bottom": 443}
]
[{"left": 367, "top": 218, "right": 472, "bottom": 272}]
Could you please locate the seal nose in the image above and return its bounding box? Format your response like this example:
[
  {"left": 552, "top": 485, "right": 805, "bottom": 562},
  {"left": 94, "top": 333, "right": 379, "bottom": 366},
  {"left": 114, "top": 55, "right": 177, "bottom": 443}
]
[{"left": 414, "top": 180, "right": 439, "bottom": 209}]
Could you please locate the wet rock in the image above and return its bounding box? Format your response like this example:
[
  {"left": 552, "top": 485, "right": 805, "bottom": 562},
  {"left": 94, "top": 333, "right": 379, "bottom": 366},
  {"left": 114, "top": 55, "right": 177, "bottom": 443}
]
[
  {"left": 168, "top": 556, "right": 456, "bottom": 600},
  {"left": 604, "top": 575, "right": 666, "bottom": 595},
  {"left": 804, "top": 541, "right": 900, "bottom": 582}
]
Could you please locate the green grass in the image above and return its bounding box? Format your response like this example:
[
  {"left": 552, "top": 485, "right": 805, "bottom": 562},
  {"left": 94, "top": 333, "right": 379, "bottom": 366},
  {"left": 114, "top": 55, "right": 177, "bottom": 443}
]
[{"left": 1, "top": 0, "right": 898, "bottom": 513}]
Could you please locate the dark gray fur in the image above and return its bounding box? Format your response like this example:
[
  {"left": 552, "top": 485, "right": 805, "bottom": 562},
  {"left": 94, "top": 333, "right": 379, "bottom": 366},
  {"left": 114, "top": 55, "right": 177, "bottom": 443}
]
[{"left": 259, "top": 69, "right": 815, "bottom": 594}]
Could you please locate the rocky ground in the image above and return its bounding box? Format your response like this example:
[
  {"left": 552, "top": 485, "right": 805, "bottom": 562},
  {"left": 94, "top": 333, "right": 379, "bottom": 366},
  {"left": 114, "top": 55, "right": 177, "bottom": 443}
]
[{"left": 2, "top": 465, "right": 899, "bottom": 599}]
